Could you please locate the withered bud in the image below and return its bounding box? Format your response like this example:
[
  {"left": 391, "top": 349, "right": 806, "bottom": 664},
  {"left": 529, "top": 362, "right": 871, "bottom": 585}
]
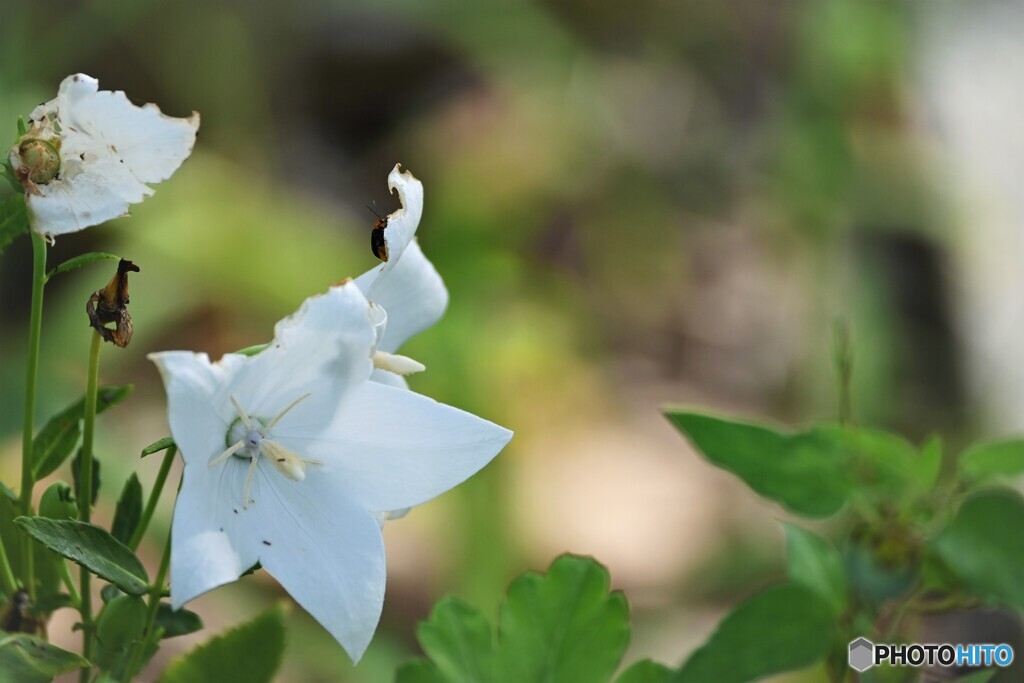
[
  {"left": 87, "top": 259, "right": 140, "bottom": 348},
  {"left": 0, "top": 589, "right": 46, "bottom": 637}
]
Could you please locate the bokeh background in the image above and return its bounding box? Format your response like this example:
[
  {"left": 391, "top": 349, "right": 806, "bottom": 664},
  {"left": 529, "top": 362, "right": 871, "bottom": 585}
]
[{"left": 2, "top": 0, "right": 1023, "bottom": 680}]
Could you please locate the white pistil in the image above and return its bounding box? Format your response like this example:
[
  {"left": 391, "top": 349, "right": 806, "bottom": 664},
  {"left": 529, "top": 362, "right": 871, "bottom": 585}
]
[{"left": 210, "top": 394, "right": 321, "bottom": 508}]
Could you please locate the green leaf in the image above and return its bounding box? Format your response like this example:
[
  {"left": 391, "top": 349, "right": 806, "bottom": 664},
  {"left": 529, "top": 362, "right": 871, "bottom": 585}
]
[
  {"left": 784, "top": 524, "right": 847, "bottom": 616},
  {"left": 14, "top": 518, "right": 149, "bottom": 595},
  {"left": 0, "top": 633, "right": 88, "bottom": 683},
  {"left": 672, "top": 583, "right": 835, "bottom": 683},
  {"left": 32, "top": 385, "right": 133, "bottom": 479},
  {"left": 45, "top": 252, "right": 120, "bottom": 282},
  {"left": 395, "top": 661, "right": 447, "bottom": 683},
  {"left": 234, "top": 343, "right": 269, "bottom": 357},
  {"left": 615, "top": 660, "right": 673, "bottom": 683},
  {"left": 0, "top": 194, "right": 28, "bottom": 255},
  {"left": 665, "top": 410, "right": 848, "bottom": 517},
  {"left": 958, "top": 438, "right": 1024, "bottom": 482},
  {"left": 94, "top": 594, "right": 147, "bottom": 671},
  {"left": 155, "top": 604, "right": 203, "bottom": 638},
  {"left": 914, "top": 435, "right": 943, "bottom": 491},
  {"left": 159, "top": 605, "right": 286, "bottom": 683},
  {"left": 0, "top": 496, "right": 61, "bottom": 601},
  {"left": 495, "top": 554, "right": 630, "bottom": 683},
  {"left": 71, "top": 449, "right": 101, "bottom": 508},
  {"left": 931, "top": 489, "right": 1024, "bottom": 609},
  {"left": 141, "top": 437, "right": 175, "bottom": 458},
  {"left": 416, "top": 598, "right": 493, "bottom": 682},
  {"left": 111, "top": 474, "right": 143, "bottom": 545}
]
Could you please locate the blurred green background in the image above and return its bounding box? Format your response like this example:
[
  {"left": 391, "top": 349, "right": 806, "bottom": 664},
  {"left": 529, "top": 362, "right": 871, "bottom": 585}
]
[{"left": 1, "top": 0, "right": 1021, "bottom": 680}]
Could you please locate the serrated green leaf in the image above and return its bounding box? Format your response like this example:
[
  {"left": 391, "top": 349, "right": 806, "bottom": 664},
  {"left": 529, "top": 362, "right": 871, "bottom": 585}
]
[
  {"left": 141, "top": 437, "right": 175, "bottom": 458},
  {"left": 15, "top": 518, "right": 149, "bottom": 595},
  {"left": 45, "top": 252, "right": 121, "bottom": 281},
  {"left": 496, "top": 554, "right": 630, "bottom": 683},
  {"left": 784, "top": 524, "right": 847, "bottom": 616},
  {"left": 615, "top": 660, "right": 673, "bottom": 683},
  {"left": 931, "top": 489, "right": 1024, "bottom": 609},
  {"left": 416, "top": 598, "right": 493, "bottom": 682},
  {"left": 155, "top": 604, "right": 203, "bottom": 638},
  {"left": 0, "top": 194, "right": 28, "bottom": 255},
  {"left": 111, "top": 474, "right": 143, "bottom": 545},
  {"left": 32, "top": 385, "right": 133, "bottom": 479},
  {"left": 0, "top": 633, "right": 88, "bottom": 683},
  {"left": 71, "top": 450, "right": 101, "bottom": 508},
  {"left": 159, "top": 605, "right": 286, "bottom": 683},
  {"left": 395, "top": 660, "right": 447, "bottom": 683},
  {"left": 665, "top": 410, "right": 848, "bottom": 517},
  {"left": 672, "top": 583, "right": 835, "bottom": 683},
  {"left": 958, "top": 438, "right": 1024, "bottom": 482}
]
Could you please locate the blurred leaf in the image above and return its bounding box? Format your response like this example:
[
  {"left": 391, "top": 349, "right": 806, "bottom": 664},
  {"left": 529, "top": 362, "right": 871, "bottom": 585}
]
[
  {"left": 496, "top": 554, "right": 630, "bottom": 682},
  {"left": 615, "top": 660, "right": 673, "bottom": 683},
  {"left": 931, "top": 490, "right": 1024, "bottom": 609},
  {"left": 395, "top": 661, "right": 446, "bottom": 683},
  {"left": 820, "top": 425, "right": 937, "bottom": 496},
  {"left": 155, "top": 604, "right": 203, "bottom": 639},
  {"left": 0, "top": 194, "right": 28, "bottom": 255},
  {"left": 159, "top": 605, "right": 285, "bottom": 683},
  {"left": 416, "top": 598, "right": 492, "bottom": 682},
  {"left": 94, "top": 594, "right": 147, "bottom": 672},
  {"left": 665, "top": 411, "right": 848, "bottom": 517},
  {"left": 111, "top": 474, "right": 143, "bottom": 545},
  {"left": 0, "top": 633, "right": 88, "bottom": 683},
  {"left": 842, "top": 540, "right": 915, "bottom": 607},
  {"left": 14, "top": 518, "right": 148, "bottom": 595},
  {"left": 672, "top": 583, "right": 835, "bottom": 683},
  {"left": 958, "top": 439, "right": 1024, "bottom": 482},
  {"left": 33, "top": 385, "right": 133, "bottom": 479},
  {"left": 784, "top": 524, "right": 847, "bottom": 616},
  {"left": 141, "top": 437, "right": 175, "bottom": 458},
  {"left": 45, "top": 252, "right": 120, "bottom": 282},
  {"left": 71, "top": 450, "right": 100, "bottom": 508},
  {"left": 953, "top": 670, "right": 996, "bottom": 682},
  {"left": 914, "top": 435, "right": 943, "bottom": 492}
]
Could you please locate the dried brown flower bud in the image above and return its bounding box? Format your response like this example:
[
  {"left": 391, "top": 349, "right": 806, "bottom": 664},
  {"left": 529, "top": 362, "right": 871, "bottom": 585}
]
[{"left": 87, "top": 259, "right": 140, "bottom": 348}]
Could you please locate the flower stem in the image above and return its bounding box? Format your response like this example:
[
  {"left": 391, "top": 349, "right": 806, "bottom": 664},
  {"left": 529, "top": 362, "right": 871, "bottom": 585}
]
[
  {"left": 19, "top": 230, "right": 47, "bottom": 596},
  {"left": 78, "top": 330, "right": 102, "bottom": 682},
  {"left": 128, "top": 445, "right": 177, "bottom": 551},
  {"left": 0, "top": 537, "right": 17, "bottom": 597},
  {"left": 124, "top": 528, "right": 172, "bottom": 680}
]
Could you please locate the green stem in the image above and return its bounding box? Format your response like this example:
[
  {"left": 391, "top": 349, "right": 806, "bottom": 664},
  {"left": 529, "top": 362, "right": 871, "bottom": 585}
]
[
  {"left": 20, "top": 230, "right": 47, "bottom": 596},
  {"left": 124, "top": 529, "right": 172, "bottom": 681},
  {"left": 58, "top": 561, "right": 80, "bottom": 609},
  {"left": 128, "top": 446, "right": 177, "bottom": 552},
  {"left": 0, "top": 539, "right": 17, "bottom": 597},
  {"left": 79, "top": 330, "right": 101, "bottom": 683}
]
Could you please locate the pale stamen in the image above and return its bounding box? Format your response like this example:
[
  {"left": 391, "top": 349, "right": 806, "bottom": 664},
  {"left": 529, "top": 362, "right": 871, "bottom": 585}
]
[
  {"left": 267, "top": 392, "right": 311, "bottom": 429},
  {"left": 230, "top": 395, "right": 253, "bottom": 428},
  {"left": 209, "top": 439, "right": 245, "bottom": 469}
]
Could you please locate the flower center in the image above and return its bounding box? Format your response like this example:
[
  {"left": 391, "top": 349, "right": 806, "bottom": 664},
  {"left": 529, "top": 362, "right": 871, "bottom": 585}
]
[
  {"left": 15, "top": 138, "right": 61, "bottom": 184},
  {"left": 210, "top": 394, "right": 322, "bottom": 509}
]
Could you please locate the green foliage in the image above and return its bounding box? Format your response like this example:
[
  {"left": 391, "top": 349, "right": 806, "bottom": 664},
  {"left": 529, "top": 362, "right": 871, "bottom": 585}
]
[
  {"left": 94, "top": 594, "right": 147, "bottom": 674},
  {"left": 158, "top": 605, "right": 286, "bottom": 683},
  {"left": 111, "top": 474, "right": 143, "bottom": 545},
  {"left": 71, "top": 449, "right": 101, "bottom": 508},
  {"left": 154, "top": 604, "right": 204, "bottom": 639},
  {"left": 615, "top": 661, "right": 673, "bottom": 683},
  {"left": 0, "top": 633, "right": 88, "bottom": 683},
  {"left": 784, "top": 524, "right": 847, "bottom": 616},
  {"left": 931, "top": 490, "right": 1024, "bottom": 609},
  {"left": 45, "top": 252, "right": 121, "bottom": 282},
  {"left": 0, "top": 492, "right": 61, "bottom": 602},
  {"left": 140, "top": 437, "right": 175, "bottom": 458},
  {"left": 14, "top": 518, "right": 149, "bottom": 595},
  {"left": 672, "top": 583, "right": 835, "bottom": 683},
  {"left": 397, "top": 555, "right": 638, "bottom": 683},
  {"left": 958, "top": 438, "right": 1024, "bottom": 482},
  {"left": 32, "top": 385, "right": 133, "bottom": 480},
  {"left": 0, "top": 194, "right": 27, "bottom": 254},
  {"left": 665, "top": 410, "right": 849, "bottom": 516}
]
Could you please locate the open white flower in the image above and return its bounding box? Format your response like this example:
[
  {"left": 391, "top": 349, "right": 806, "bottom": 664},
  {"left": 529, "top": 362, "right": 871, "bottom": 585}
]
[
  {"left": 8, "top": 73, "right": 198, "bottom": 237},
  {"left": 355, "top": 164, "right": 448, "bottom": 390},
  {"left": 149, "top": 283, "right": 511, "bottom": 662}
]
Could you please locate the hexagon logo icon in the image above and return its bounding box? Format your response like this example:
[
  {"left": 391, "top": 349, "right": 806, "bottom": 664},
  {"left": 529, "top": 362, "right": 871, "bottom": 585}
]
[{"left": 849, "top": 637, "right": 875, "bottom": 672}]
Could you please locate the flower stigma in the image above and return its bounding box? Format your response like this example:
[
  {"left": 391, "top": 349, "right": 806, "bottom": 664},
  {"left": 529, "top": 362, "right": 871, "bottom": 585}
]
[{"left": 210, "top": 393, "right": 321, "bottom": 508}]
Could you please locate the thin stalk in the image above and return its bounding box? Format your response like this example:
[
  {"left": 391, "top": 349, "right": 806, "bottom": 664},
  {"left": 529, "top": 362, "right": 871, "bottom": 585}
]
[
  {"left": 124, "top": 529, "right": 172, "bottom": 681},
  {"left": 20, "top": 230, "right": 47, "bottom": 595},
  {"left": 0, "top": 540, "right": 17, "bottom": 597},
  {"left": 58, "top": 561, "right": 80, "bottom": 609},
  {"left": 128, "top": 446, "right": 177, "bottom": 551},
  {"left": 78, "top": 330, "right": 101, "bottom": 683}
]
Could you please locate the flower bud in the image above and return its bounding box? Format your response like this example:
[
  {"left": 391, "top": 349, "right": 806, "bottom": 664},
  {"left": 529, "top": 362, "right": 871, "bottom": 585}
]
[
  {"left": 39, "top": 482, "right": 78, "bottom": 520},
  {"left": 14, "top": 138, "right": 61, "bottom": 184}
]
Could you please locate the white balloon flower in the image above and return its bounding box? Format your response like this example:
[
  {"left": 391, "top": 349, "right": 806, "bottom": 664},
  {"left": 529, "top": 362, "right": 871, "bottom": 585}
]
[
  {"left": 7, "top": 73, "right": 199, "bottom": 237},
  {"left": 149, "top": 283, "right": 512, "bottom": 662}
]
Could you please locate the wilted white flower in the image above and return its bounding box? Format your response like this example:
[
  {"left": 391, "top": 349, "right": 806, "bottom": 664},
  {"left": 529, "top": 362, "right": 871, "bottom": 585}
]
[
  {"left": 149, "top": 283, "right": 511, "bottom": 661},
  {"left": 8, "top": 73, "right": 198, "bottom": 237},
  {"left": 356, "top": 164, "right": 448, "bottom": 389}
]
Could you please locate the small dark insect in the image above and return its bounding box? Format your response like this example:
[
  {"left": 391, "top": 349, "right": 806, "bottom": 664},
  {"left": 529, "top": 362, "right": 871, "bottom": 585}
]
[
  {"left": 86, "top": 259, "right": 140, "bottom": 348},
  {"left": 262, "top": 540, "right": 272, "bottom": 546},
  {"left": 368, "top": 204, "right": 389, "bottom": 262}
]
